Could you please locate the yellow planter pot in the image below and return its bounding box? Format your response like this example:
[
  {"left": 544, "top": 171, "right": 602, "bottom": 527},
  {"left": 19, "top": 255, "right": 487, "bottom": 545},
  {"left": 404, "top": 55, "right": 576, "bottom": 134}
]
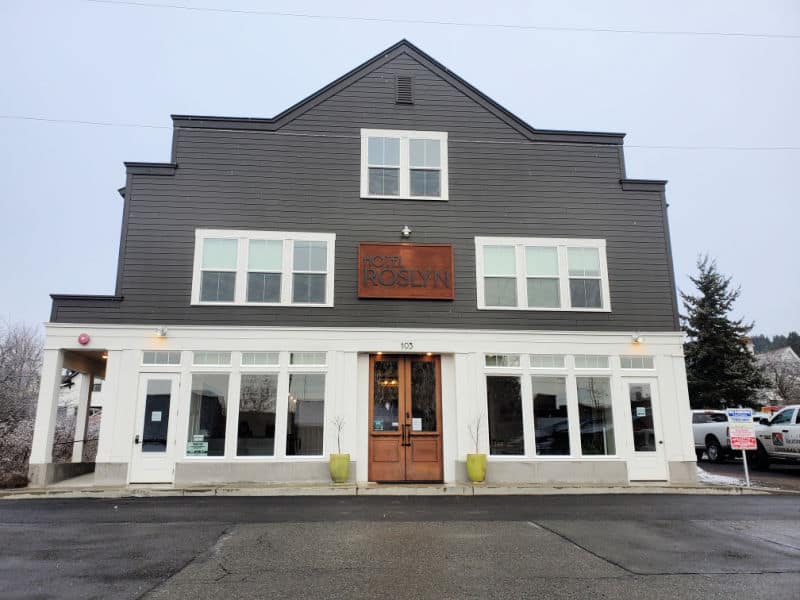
[
  {"left": 329, "top": 453, "right": 350, "bottom": 483},
  {"left": 466, "top": 453, "right": 487, "bottom": 483}
]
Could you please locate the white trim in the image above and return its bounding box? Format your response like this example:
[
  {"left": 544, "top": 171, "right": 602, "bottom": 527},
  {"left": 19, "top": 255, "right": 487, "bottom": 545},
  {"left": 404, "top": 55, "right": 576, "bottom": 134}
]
[
  {"left": 191, "top": 229, "right": 335, "bottom": 307},
  {"left": 360, "top": 129, "right": 449, "bottom": 200},
  {"left": 475, "top": 236, "right": 611, "bottom": 312}
]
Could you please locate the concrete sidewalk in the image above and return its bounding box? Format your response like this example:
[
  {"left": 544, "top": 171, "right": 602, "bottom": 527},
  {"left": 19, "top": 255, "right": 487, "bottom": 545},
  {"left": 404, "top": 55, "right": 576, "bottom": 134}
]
[{"left": 1, "top": 479, "right": 777, "bottom": 500}]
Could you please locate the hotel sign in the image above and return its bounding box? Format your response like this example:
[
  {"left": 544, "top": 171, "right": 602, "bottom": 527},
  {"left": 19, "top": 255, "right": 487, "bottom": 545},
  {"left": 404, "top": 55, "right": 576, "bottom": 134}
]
[{"left": 358, "top": 243, "right": 454, "bottom": 300}]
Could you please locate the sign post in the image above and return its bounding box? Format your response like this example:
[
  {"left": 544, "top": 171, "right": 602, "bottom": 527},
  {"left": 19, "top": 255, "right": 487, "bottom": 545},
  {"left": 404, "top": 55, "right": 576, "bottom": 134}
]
[{"left": 727, "top": 408, "right": 756, "bottom": 487}]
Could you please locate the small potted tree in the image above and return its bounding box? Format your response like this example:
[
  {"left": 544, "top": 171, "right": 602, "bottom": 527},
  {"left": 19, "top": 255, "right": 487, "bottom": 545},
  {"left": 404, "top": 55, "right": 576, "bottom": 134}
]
[
  {"left": 466, "top": 415, "right": 487, "bottom": 483},
  {"left": 329, "top": 416, "right": 350, "bottom": 484}
]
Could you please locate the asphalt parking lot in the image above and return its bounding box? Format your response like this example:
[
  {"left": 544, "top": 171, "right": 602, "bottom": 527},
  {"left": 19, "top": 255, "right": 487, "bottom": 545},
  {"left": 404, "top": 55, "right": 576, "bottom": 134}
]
[{"left": 1, "top": 494, "right": 799, "bottom": 599}]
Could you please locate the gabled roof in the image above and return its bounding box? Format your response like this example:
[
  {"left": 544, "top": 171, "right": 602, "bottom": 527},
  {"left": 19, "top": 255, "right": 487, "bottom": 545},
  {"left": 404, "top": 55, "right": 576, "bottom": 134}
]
[{"left": 171, "top": 39, "right": 625, "bottom": 145}]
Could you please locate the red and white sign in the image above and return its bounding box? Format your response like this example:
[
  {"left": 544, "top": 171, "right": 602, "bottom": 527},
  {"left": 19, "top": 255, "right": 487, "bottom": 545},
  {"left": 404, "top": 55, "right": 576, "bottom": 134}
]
[{"left": 727, "top": 409, "right": 757, "bottom": 451}]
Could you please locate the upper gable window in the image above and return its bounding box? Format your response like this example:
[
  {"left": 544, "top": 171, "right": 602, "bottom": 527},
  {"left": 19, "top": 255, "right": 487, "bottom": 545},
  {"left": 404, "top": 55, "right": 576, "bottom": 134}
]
[
  {"left": 475, "top": 237, "right": 611, "bottom": 312},
  {"left": 192, "top": 230, "right": 335, "bottom": 307},
  {"left": 361, "top": 129, "right": 448, "bottom": 200}
]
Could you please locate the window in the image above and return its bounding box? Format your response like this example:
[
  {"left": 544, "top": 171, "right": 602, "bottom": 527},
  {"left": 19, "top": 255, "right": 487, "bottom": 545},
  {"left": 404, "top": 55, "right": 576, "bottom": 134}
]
[
  {"left": 286, "top": 374, "right": 325, "bottom": 456},
  {"left": 486, "top": 376, "right": 524, "bottom": 455},
  {"left": 576, "top": 376, "right": 615, "bottom": 455},
  {"left": 193, "top": 230, "right": 335, "bottom": 306},
  {"left": 290, "top": 352, "right": 327, "bottom": 366},
  {"left": 142, "top": 351, "right": 181, "bottom": 366},
  {"left": 532, "top": 377, "right": 570, "bottom": 456},
  {"left": 475, "top": 237, "right": 610, "bottom": 311},
  {"left": 361, "top": 129, "right": 448, "bottom": 200},
  {"left": 770, "top": 409, "right": 794, "bottom": 426},
  {"left": 237, "top": 374, "right": 277, "bottom": 456},
  {"left": 574, "top": 355, "right": 610, "bottom": 369},
  {"left": 193, "top": 351, "right": 232, "bottom": 366},
  {"left": 530, "top": 354, "right": 565, "bottom": 369},
  {"left": 620, "top": 355, "right": 655, "bottom": 369},
  {"left": 485, "top": 354, "right": 520, "bottom": 368},
  {"left": 241, "top": 352, "right": 279, "bottom": 366},
  {"left": 91, "top": 378, "right": 103, "bottom": 393},
  {"left": 187, "top": 374, "right": 229, "bottom": 457}
]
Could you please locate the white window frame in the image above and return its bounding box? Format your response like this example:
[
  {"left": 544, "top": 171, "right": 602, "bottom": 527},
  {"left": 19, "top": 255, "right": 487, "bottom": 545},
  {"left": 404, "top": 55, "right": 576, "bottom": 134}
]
[
  {"left": 192, "top": 230, "right": 335, "bottom": 307},
  {"left": 475, "top": 237, "right": 611, "bottom": 312},
  {"left": 360, "top": 129, "right": 449, "bottom": 201}
]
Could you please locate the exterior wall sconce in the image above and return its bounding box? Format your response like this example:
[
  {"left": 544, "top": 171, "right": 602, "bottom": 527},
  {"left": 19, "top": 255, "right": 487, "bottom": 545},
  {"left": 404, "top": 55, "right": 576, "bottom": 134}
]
[
  {"left": 156, "top": 326, "right": 168, "bottom": 337},
  {"left": 632, "top": 332, "right": 644, "bottom": 344},
  {"left": 401, "top": 225, "right": 412, "bottom": 238}
]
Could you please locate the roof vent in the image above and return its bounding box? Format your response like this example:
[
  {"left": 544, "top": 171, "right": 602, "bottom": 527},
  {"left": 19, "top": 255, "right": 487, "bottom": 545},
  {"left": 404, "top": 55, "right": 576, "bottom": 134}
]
[{"left": 395, "top": 75, "right": 413, "bottom": 104}]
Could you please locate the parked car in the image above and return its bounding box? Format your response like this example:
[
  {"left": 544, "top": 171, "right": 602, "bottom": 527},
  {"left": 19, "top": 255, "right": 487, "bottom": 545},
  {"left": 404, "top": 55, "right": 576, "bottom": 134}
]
[
  {"left": 692, "top": 410, "right": 731, "bottom": 462},
  {"left": 749, "top": 405, "right": 800, "bottom": 470}
]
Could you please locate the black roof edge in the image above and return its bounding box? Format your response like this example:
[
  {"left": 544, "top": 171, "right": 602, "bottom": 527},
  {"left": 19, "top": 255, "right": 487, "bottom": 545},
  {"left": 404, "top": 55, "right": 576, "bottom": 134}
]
[
  {"left": 50, "top": 294, "right": 124, "bottom": 302},
  {"left": 620, "top": 178, "right": 668, "bottom": 191},
  {"left": 117, "top": 186, "right": 126, "bottom": 198},
  {"left": 171, "top": 39, "right": 626, "bottom": 145},
  {"left": 124, "top": 162, "right": 177, "bottom": 176}
]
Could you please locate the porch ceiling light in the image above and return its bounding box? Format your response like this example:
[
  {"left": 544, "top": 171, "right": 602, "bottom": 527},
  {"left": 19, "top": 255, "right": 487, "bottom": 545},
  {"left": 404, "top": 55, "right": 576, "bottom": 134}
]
[
  {"left": 401, "top": 224, "right": 412, "bottom": 238},
  {"left": 156, "top": 326, "right": 168, "bottom": 337},
  {"left": 632, "top": 332, "right": 644, "bottom": 344}
]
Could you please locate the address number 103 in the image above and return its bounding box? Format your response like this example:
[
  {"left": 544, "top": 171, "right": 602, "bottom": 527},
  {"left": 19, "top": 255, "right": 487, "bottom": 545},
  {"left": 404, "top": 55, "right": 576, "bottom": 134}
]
[{"left": 400, "top": 341, "right": 414, "bottom": 350}]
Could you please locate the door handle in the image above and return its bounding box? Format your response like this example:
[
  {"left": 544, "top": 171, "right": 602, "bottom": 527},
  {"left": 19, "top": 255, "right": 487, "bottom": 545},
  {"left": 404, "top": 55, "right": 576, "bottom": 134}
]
[
  {"left": 134, "top": 434, "right": 140, "bottom": 445},
  {"left": 782, "top": 429, "right": 789, "bottom": 433},
  {"left": 401, "top": 424, "right": 411, "bottom": 447}
]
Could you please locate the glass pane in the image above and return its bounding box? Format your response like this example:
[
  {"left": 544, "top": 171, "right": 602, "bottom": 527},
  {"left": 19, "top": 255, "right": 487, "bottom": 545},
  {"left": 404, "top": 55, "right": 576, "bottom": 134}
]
[
  {"left": 629, "top": 383, "right": 655, "bottom": 452},
  {"left": 621, "top": 356, "right": 655, "bottom": 369},
  {"left": 484, "top": 277, "right": 517, "bottom": 307},
  {"left": 142, "top": 351, "right": 181, "bottom": 365},
  {"left": 200, "top": 271, "right": 235, "bottom": 302},
  {"left": 247, "top": 272, "right": 281, "bottom": 303},
  {"left": 292, "top": 273, "right": 326, "bottom": 304},
  {"left": 567, "top": 247, "right": 600, "bottom": 277},
  {"left": 532, "top": 377, "right": 570, "bottom": 456},
  {"left": 410, "top": 169, "right": 441, "bottom": 197},
  {"left": 530, "top": 354, "right": 565, "bottom": 369},
  {"left": 290, "top": 352, "right": 327, "bottom": 365},
  {"left": 411, "top": 359, "right": 437, "bottom": 431},
  {"left": 293, "top": 241, "right": 327, "bottom": 271},
  {"left": 574, "top": 355, "right": 609, "bottom": 369},
  {"left": 241, "top": 352, "right": 279, "bottom": 366},
  {"left": 142, "top": 379, "right": 171, "bottom": 453},
  {"left": 410, "top": 138, "right": 441, "bottom": 168},
  {"left": 248, "top": 239, "right": 282, "bottom": 271},
  {"left": 526, "top": 278, "right": 560, "bottom": 308},
  {"left": 193, "top": 351, "right": 232, "bottom": 366},
  {"left": 368, "top": 168, "right": 399, "bottom": 195},
  {"left": 569, "top": 279, "right": 602, "bottom": 308},
  {"left": 484, "top": 354, "right": 520, "bottom": 368},
  {"left": 483, "top": 246, "right": 516, "bottom": 276},
  {"left": 373, "top": 360, "right": 399, "bottom": 432},
  {"left": 202, "top": 238, "right": 238, "bottom": 269},
  {"left": 237, "top": 374, "right": 277, "bottom": 456},
  {"left": 287, "top": 374, "right": 325, "bottom": 455},
  {"left": 368, "top": 137, "right": 400, "bottom": 166},
  {"left": 526, "top": 247, "right": 558, "bottom": 277},
  {"left": 486, "top": 376, "right": 524, "bottom": 455},
  {"left": 577, "top": 377, "right": 615, "bottom": 455},
  {"left": 187, "top": 374, "right": 228, "bottom": 457}
]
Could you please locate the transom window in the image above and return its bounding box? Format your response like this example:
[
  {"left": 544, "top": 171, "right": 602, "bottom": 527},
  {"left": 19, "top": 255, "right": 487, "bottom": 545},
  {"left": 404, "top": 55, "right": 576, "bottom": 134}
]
[
  {"left": 620, "top": 355, "right": 655, "bottom": 369},
  {"left": 360, "top": 129, "right": 449, "bottom": 200},
  {"left": 192, "top": 230, "right": 335, "bottom": 306},
  {"left": 475, "top": 237, "right": 610, "bottom": 311}
]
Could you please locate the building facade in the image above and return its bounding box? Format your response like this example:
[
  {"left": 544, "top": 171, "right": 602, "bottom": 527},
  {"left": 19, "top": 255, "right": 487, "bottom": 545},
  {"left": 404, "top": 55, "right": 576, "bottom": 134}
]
[{"left": 29, "top": 40, "right": 696, "bottom": 487}]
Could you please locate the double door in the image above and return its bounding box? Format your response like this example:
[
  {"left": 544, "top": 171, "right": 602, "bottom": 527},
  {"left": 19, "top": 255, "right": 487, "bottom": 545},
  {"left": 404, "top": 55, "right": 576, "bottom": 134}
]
[{"left": 369, "top": 354, "right": 443, "bottom": 482}]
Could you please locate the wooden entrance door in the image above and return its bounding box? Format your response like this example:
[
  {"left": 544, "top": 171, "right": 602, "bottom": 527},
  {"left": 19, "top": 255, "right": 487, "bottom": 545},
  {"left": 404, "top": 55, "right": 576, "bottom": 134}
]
[{"left": 369, "top": 354, "right": 443, "bottom": 482}]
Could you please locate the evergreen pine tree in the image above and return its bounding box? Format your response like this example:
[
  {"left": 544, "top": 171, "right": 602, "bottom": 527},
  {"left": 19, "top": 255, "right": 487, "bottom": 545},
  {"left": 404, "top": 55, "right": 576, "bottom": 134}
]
[{"left": 681, "top": 256, "right": 767, "bottom": 408}]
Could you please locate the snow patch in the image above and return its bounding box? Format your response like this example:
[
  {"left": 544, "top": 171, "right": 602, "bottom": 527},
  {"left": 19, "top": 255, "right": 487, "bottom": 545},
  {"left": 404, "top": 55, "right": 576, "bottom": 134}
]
[{"left": 696, "top": 466, "right": 745, "bottom": 487}]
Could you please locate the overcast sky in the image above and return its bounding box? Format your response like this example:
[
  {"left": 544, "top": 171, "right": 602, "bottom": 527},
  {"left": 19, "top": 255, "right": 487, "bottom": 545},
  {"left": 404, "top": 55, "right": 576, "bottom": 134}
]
[{"left": 1, "top": 0, "right": 798, "bottom": 335}]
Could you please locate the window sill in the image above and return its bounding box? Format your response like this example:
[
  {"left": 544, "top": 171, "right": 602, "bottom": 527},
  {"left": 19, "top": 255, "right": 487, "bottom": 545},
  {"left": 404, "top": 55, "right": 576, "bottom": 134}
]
[
  {"left": 361, "top": 194, "right": 448, "bottom": 202},
  {"left": 478, "top": 305, "right": 611, "bottom": 312},
  {"left": 191, "top": 302, "right": 334, "bottom": 308}
]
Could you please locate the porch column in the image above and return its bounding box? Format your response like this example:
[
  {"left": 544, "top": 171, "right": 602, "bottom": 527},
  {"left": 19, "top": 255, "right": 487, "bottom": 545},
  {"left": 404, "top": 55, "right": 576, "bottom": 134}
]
[
  {"left": 72, "top": 374, "right": 92, "bottom": 462},
  {"left": 29, "top": 349, "right": 64, "bottom": 467}
]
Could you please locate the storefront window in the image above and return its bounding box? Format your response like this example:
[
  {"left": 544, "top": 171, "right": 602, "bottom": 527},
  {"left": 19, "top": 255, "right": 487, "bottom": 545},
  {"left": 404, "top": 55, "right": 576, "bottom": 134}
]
[
  {"left": 486, "top": 376, "right": 524, "bottom": 455},
  {"left": 187, "top": 374, "right": 229, "bottom": 457},
  {"left": 532, "top": 376, "right": 570, "bottom": 456},
  {"left": 237, "top": 374, "right": 277, "bottom": 456},
  {"left": 286, "top": 373, "right": 325, "bottom": 456},
  {"left": 576, "top": 376, "right": 615, "bottom": 455}
]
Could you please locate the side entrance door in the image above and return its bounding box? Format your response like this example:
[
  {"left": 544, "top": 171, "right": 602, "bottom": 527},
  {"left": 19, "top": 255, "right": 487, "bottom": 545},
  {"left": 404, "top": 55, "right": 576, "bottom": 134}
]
[
  {"left": 129, "top": 373, "right": 180, "bottom": 483},
  {"left": 623, "top": 378, "right": 668, "bottom": 481},
  {"left": 369, "top": 354, "right": 443, "bottom": 482}
]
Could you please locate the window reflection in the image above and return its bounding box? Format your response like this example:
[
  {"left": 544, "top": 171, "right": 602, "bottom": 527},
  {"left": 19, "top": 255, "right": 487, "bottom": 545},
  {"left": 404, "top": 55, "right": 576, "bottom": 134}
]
[
  {"left": 286, "top": 374, "right": 325, "bottom": 455},
  {"left": 577, "top": 377, "right": 615, "bottom": 455},
  {"left": 487, "top": 376, "right": 524, "bottom": 455},
  {"left": 237, "top": 374, "right": 277, "bottom": 456},
  {"left": 532, "top": 377, "right": 570, "bottom": 456},
  {"left": 187, "top": 374, "right": 228, "bottom": 456}
]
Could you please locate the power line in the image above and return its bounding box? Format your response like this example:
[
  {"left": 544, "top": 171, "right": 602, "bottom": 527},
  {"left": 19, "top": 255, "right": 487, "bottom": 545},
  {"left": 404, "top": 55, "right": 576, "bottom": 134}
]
[
  {"left": 3, "top": 114, "right": 799, "bottom": 150},
  {"left": 82, "top": 0, "right": 800, "bottom": 40}
]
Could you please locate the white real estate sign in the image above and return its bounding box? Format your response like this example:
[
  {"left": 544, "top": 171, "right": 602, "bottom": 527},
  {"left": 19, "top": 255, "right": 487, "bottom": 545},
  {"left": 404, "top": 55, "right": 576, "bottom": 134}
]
[{"left": 727, "top": 409, "right": 756, "bottom": 451}]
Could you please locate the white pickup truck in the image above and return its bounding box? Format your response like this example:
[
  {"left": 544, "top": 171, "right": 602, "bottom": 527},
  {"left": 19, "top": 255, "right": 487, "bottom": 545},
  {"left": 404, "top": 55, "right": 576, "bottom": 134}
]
[
  {"left": 692, "top": 410, "right": 732, "bottom": 462},
  {"left": 749, "top": 405, "right": 800, "bottom": 470}
]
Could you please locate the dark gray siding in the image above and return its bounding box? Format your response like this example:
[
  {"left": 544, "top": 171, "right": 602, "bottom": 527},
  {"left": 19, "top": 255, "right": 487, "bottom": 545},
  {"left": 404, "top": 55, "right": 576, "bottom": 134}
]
[{"left": 52, "top": 50, "right": 679, "bottom": 331}]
